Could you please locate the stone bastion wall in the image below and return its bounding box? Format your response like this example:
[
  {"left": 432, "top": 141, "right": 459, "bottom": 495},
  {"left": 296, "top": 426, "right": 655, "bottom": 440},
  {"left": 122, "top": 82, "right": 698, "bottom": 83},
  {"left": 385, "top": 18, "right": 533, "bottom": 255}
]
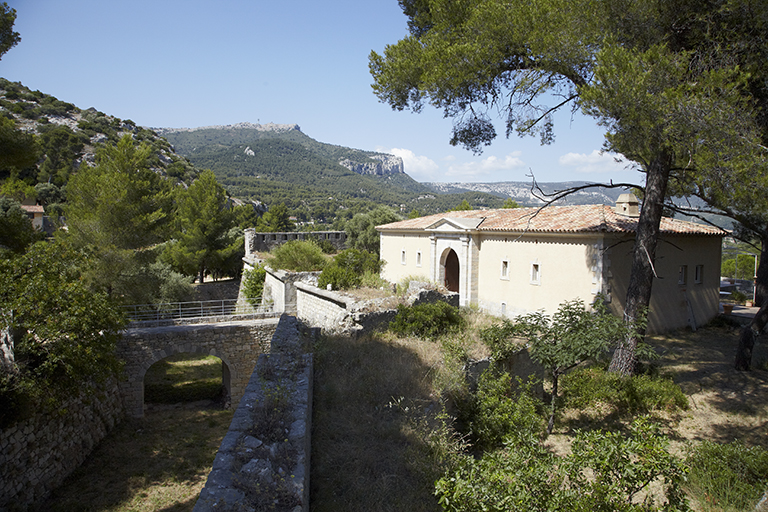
[
  {"left": 0, "top": 381, "right": 123, "bottom": 509},
  {"left": 244, "top": 228, "right": 346, "bottom": 255}
]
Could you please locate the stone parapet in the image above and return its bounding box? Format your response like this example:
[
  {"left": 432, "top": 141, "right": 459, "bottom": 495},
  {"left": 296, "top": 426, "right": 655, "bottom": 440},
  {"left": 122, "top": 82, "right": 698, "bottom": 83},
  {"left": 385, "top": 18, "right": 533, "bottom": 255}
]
[{"left": 194, "top": 315, "right": 313, "bottom": 512}]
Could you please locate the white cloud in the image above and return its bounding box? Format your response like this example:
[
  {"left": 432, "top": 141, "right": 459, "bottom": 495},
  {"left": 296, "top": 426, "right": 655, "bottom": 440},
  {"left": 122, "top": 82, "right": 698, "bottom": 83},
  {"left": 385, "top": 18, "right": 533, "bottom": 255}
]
[
  {"left": 558, "top": 150, "right": 636, "bottom": 174},
  {"left": 446, "top": 152, "right": 525, "bottom": 179},
  {"left": 376, "top": 146, "right": 439, "bottom": 181}
]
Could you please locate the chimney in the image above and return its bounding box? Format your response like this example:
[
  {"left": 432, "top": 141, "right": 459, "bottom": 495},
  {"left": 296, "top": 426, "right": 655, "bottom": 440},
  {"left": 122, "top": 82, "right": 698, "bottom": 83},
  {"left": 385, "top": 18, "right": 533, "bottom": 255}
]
[{"left": 614, "top": 193, "right": 640, "bottom": 217}]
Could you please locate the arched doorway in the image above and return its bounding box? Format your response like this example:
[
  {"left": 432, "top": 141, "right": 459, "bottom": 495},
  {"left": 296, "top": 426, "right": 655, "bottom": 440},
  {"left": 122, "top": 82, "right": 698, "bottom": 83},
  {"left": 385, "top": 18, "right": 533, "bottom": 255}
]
[{"left": 444, "top": 249, "right": 460, "bottom": 292}]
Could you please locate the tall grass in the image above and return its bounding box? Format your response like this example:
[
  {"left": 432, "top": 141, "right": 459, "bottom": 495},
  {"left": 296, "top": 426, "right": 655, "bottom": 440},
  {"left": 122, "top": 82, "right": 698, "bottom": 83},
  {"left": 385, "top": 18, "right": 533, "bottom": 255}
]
[
  {"left": 685, "top": 441, "right": 768, "bottom": 512},
  {"left": 311, "top": 332, "right": 456, "bottom": 512}
]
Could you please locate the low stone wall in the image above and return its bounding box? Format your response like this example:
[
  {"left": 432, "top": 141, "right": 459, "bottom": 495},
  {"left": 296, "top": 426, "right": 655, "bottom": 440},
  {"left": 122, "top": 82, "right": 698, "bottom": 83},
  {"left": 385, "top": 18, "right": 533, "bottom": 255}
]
[
  {"left": 295, "top": 282, "right": 350, "bottom": 333},
  {"left": 194, "top": 315, "right": 313, "bottom": 512},
  {"left": 0, "top": 382, "right": 124, "bottom": 509},
  {"left": 294, "top": 281, "right": 460, "bottom": 335},
  {"left": 261, "top": 268, "right": 320, "bottom": 315}
]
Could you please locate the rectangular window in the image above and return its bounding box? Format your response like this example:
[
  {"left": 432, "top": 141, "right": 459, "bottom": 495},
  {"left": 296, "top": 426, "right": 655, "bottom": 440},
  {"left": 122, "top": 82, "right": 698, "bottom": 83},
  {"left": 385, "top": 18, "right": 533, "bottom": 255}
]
[
  {"left": 401, "top": 250, "right": 406, "bottom": 265},
  {"left": 501, "top": 302, "right": 507, "bottom": 315},
  {"left": 416, "top": 251, "right": 422, "bottom": 267},
  {"left": 695, "top": 265, "right": 703, "bottom": 284},
  {"left": 501, "top": 260, "right": 509, "bottom": 279},
  {"left": 531, "top": 263, "right": 541, "bottom": 285},
  {"left": 678, "top": 265, "right": 687, "bottom": 285}
]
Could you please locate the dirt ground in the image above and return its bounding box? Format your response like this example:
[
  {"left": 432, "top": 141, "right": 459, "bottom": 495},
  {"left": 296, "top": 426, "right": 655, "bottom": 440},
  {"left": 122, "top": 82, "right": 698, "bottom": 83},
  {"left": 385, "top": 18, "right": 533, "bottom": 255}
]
[{"left": 651, "top": 321, "right": 768, "bottom": 451}]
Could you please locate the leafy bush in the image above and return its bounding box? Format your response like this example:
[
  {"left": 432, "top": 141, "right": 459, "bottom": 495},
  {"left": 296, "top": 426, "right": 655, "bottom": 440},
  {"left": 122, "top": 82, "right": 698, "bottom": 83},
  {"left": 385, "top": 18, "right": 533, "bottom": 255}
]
[
  {"left": 0, "top": 241, "right": 126, "bottom": 426},
  {"left": 389, "top": 301, "right": 466, "bottom": 339},
  {"left": 686, "top": 440, "right": 768, "bottom": 511},
  {"left": 506, "top": 298, "right": 635, "bottom": 432},
  {"left": 479, "top": 319, "right": 520, "bottom": 362},
  {"left": 561, "top": 366, "right": 689, "bottom": 414},
  {"left": 242, "top": 264, "right": 267, "bottom": 307},
  {"left": 266, "top": 240, "right": 327, "bottom": 271},
  {"left": 435, "top": 417, "right": 690, "bottom": 512},
  {"left": 318, "top": 248, "right": 382, "bottom": 290},
  {"left": 470, "top": 372, "right": 545, "bottom": 450}
]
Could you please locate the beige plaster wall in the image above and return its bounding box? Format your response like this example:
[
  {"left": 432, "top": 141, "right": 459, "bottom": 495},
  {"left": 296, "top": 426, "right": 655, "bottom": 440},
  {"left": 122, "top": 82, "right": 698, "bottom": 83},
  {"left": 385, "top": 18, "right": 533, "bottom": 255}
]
[
  {"left": 607, "top": 234, "right": 721, "bottom": 333},
  {"left": 476, "top": 233, "right": 600, "bottom": 318},
  {"left": 380, "top": 232, "right": 433, "bottom": 285}
]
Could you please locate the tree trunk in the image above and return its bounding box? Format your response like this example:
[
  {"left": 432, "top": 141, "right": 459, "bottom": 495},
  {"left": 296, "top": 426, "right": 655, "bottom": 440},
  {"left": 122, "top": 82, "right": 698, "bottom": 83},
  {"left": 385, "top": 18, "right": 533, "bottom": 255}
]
[
  {"left": 547, "top": 371, "right": 559, "bottom": 434},
  {"left": 609, "top": 149, "right": 673, "bottom": 376},
  {"left": 735, "top": 232, "right": 768, "bottom": 370},
  {"left": 753, "top": 233, "right": 768, "bottom": 307}
]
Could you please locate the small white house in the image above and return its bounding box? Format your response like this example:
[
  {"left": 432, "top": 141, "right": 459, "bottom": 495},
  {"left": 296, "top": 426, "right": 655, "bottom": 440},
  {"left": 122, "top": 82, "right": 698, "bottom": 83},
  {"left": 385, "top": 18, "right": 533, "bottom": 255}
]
[{"left": 376, "top": 195, "right": 725, "bottom": 333}]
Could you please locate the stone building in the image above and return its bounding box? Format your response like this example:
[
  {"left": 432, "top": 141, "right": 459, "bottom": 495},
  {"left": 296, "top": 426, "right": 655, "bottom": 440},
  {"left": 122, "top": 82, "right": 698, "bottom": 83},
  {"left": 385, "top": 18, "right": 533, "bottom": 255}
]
[{"left": 376, "top": 194, "right": 726, "bottom": 333}]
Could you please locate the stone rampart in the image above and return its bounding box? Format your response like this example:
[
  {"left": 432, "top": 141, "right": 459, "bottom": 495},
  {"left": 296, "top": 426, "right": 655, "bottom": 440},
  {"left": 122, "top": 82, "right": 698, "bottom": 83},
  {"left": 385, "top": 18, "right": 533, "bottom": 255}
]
[
  {"left": 0, "top": 382, "right": 123, "bottom": 509},
  {"left": 118, "top": 318, "right": 280, "bottom": 418},
  {"left": 244, "top": 229, "right": 346, "bottom": 254},
  {"left": 194, "top": 315, "right": 313, "bottom": 512}
]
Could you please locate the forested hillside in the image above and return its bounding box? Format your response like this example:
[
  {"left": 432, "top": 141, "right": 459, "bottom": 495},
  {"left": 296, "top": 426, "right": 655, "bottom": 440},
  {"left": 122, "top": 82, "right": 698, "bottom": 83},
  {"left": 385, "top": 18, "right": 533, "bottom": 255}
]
[{"left": 160, "top": 124, "right": 506, "bottom": 220}]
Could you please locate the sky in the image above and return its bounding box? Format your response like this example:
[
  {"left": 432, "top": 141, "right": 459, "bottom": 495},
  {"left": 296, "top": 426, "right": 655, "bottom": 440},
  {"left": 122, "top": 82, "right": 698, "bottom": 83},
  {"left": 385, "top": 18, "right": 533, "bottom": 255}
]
[{"left": 2, "top": 0, "right": 640, "bottom": 185}]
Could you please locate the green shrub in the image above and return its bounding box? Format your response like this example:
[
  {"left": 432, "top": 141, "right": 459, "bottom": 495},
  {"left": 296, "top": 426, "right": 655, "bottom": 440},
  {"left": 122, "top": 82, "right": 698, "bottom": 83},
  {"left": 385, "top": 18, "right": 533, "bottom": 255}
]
[
  {"left": 389, "top": 301, "right": 466, "bottom": 339},
  {"left": 479, "top": 319, "right": 520, "bottom": 362},
  {"left": 266, "top": 240, "right": 327, "bottom": 271},
  {"left": 561, "top": 366, "right": 689, "bottom": 414},
  {"left": 686, "top": 441, "right": 768, "bottom": 512},
  {"left": 470, "top": 372, "right": 545, "bottom": 450},
  {"left": 435, "top": 417, "right": 690, "bottom": 512},
  {"left": 360, "top": 270, "right": 390, "bottom": 289},
  {"left": 242, "top": 264, "right": 267, "bottom": 306},
  {"left": 318, "top": 248, "right": 382, "bottom": 290}
]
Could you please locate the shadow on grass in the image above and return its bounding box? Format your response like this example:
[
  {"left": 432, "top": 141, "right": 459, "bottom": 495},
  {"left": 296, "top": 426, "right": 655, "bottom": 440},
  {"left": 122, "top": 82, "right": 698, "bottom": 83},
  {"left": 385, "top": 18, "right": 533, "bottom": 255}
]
[
  {"left": 311, "top": 333, "right": 444, "bottom": 512},
  {"left": 37, "top": 406, "right": 233, "bottom": 512},
  {"left": 36, "top": 353, "right": 234, "bottom": 512},
  {"left": 650, "top": 325, "right": 768, "bottom": 448}
]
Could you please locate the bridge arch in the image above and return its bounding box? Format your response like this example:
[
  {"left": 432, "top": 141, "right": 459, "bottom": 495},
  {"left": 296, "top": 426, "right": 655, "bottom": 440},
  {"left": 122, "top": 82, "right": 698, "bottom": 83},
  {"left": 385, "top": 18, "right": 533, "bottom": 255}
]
[
  {"left": 117, "top": 318, "right": 280, "bottom": 418},
  {"left": 138, "top": 346, "right": 237, "bottom": 404}
]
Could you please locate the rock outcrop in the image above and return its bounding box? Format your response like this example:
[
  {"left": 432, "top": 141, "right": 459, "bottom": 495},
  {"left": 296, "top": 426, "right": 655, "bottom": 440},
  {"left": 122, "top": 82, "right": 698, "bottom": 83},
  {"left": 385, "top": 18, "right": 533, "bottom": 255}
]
[{"left": 338, "top": 154, "right": 404, "bottom": 176}]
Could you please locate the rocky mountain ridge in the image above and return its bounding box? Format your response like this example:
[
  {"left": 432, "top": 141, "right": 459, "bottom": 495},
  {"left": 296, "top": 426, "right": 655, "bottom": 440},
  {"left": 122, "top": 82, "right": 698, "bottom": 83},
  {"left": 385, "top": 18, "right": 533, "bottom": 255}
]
[
  {"left": 155, "top": 122, "right": 301, "bottom": 135},
  {"left": 425, "top": 180, "right": 627, "bottom": 206}
]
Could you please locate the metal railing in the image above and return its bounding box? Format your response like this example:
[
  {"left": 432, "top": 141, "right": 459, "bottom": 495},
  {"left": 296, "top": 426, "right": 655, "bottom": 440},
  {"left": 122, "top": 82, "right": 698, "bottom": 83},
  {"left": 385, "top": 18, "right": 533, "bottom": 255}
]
[{"left": 121, "top": 299, "right": 270, "bottom": 322}]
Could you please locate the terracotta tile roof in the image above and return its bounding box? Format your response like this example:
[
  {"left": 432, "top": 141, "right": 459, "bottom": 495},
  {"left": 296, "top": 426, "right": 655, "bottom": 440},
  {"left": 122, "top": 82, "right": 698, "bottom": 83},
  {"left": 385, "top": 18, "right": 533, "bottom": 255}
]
[
  {"left": 20, "top": 204, "right": 44, "bottom": 214},
  {"left": 377, "top": 205, "right": 726, "bottom": 236}
]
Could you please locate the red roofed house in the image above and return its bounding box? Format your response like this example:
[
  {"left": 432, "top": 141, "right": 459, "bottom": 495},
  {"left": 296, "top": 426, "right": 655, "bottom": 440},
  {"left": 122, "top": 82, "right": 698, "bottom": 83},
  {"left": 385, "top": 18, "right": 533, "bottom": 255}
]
[{"left": 376, "top": 194, "right": 726, "bottom": 333}]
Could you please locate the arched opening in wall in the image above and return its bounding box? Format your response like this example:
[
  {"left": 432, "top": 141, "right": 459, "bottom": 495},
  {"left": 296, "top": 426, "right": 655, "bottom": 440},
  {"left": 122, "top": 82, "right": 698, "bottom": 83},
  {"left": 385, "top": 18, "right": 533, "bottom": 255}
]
[
  {"left": 144, "top": 352, "right": 231, "bottom": 410},
  {"left": 443, "top": 249, "right": 460, "bottom": 292}
]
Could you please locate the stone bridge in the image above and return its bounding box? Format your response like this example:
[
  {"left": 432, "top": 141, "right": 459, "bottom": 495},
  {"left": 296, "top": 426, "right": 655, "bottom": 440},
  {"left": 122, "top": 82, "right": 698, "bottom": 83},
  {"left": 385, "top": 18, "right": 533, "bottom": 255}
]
[{"left": 117, "top": 316, "right": 282, "bottom": 418}]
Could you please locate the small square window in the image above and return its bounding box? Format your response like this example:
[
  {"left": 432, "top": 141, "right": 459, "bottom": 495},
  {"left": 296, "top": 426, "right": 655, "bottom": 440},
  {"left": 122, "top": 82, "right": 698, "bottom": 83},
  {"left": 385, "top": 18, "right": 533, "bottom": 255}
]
[
  {"left": 531, "top": 263, "right": 541, "bottom": 285},
  {"left": 501, "top": 260, "right": 509, "bottom": 279},
  {"left": 401, "top": 250, "right": 406, "bottom": 265},
  {"left": 416, "top": 251, "right": 422, "bottom": 267},
  {"left": 694, "top": 265, "right": 703, "bottom": 284},
  {"left": 678, "top": 265, "right": 687, "bottom": 285}
]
